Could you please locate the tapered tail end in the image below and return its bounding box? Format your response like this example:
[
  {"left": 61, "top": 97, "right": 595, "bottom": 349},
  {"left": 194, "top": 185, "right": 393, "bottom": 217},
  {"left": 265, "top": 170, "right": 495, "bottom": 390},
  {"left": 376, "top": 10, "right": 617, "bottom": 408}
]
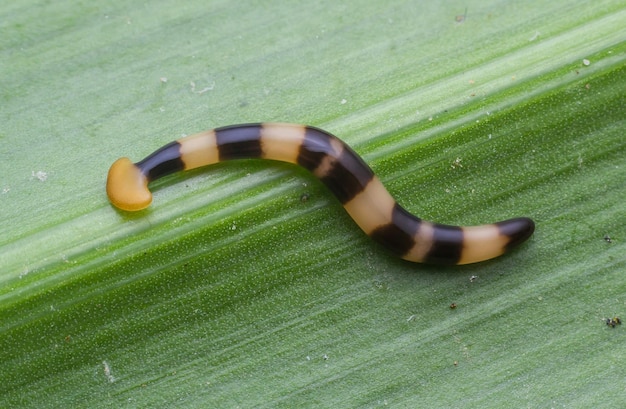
[
  {"left": 455, "top": 217, "right": 535, "bottom": 264},
  {"left": 498, "top": 217, "right": 535, "bottom": 251}
]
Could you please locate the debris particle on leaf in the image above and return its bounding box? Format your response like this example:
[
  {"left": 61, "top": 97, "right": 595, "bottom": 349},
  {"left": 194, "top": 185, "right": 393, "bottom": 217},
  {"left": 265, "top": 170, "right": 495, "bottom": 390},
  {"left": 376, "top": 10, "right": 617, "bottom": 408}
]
[
  {"left": 31, "top": 170, "right": 48, "bottom": 182},
  {"left": 190, "top": 80, "right": 215, "bottom": 94},
  {"left": 455, "top": 7, "right": 467, "bottom": 22},
  {"left": 605, "top": 317, "right": 621, "bottom": 328},
  {"left": 102, "top": 360, "right": 116, "bottom": 383}
]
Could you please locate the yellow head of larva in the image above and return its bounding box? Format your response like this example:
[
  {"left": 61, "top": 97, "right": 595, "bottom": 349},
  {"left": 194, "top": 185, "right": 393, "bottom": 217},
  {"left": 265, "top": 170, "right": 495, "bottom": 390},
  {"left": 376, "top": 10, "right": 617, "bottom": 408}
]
[{"left": 106, "top": 157, "right": 152, "bottom": 211}]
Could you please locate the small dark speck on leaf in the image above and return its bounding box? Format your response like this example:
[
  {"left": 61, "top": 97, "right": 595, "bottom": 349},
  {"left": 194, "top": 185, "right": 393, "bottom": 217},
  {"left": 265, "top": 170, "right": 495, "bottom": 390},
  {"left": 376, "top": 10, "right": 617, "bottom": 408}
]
[{"left": 455, "top": 7, "right": 468, "bottom": 22}]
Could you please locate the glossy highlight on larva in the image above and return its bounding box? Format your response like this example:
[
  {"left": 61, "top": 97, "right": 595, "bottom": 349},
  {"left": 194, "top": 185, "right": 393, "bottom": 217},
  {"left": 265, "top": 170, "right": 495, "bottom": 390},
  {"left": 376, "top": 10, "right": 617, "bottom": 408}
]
[{"left": 106, "top": 123, "right": 535, "bottom": 265}]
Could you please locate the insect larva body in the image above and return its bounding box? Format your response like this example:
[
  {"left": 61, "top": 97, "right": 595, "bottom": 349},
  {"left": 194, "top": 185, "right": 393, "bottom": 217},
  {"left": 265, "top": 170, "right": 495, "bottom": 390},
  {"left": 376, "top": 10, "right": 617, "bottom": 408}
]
[{"left": 106, "top": 123, "right": 534, "bottom": 264}]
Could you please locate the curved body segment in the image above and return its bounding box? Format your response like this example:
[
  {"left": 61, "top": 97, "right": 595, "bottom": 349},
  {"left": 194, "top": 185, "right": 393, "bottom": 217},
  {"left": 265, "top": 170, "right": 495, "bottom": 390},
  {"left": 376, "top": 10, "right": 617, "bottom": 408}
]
[{"left": 106, "top": 123, "right": 534, "bottom": 264}]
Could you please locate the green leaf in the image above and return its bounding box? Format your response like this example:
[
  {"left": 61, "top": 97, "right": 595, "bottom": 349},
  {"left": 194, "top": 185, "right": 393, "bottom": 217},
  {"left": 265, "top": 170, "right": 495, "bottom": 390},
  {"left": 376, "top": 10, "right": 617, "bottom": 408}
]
[{"left": 1, "top": 1, "right": 625, "bottom": 407}]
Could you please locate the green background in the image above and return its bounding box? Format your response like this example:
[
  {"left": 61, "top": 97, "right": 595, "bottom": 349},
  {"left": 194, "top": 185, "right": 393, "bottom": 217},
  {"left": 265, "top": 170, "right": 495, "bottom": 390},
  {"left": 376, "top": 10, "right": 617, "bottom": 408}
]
[{"left": 1, "top": 1, "right": 625, "bottom": 407}]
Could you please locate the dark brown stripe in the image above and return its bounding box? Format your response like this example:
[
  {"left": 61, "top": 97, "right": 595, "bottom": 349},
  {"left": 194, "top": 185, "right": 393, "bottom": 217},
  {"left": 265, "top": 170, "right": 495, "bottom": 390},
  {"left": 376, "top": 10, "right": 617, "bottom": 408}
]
[
  {"left": 498, "top": 217, "right": 535, "bottom": 250},
  {"left": 370, "top": 204, "right": 419, "bottom": 256},
  {"left": 215, "top": 123, "right": 263, "bottom": 160},
  {"left": 296, "top": 126, "right": 335, "bottom": 172},
  {"left": 136, "top": 141, "right": 184, "bottom": 182},
  {"left": 320, "top": 148, "right": 375, "bottom": 203},
  {"left": 297, "top": 127, "right": 375, "bottom": 204},
  {"left": 423, "top": 224, "right": 464, "bottom": 265}
]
